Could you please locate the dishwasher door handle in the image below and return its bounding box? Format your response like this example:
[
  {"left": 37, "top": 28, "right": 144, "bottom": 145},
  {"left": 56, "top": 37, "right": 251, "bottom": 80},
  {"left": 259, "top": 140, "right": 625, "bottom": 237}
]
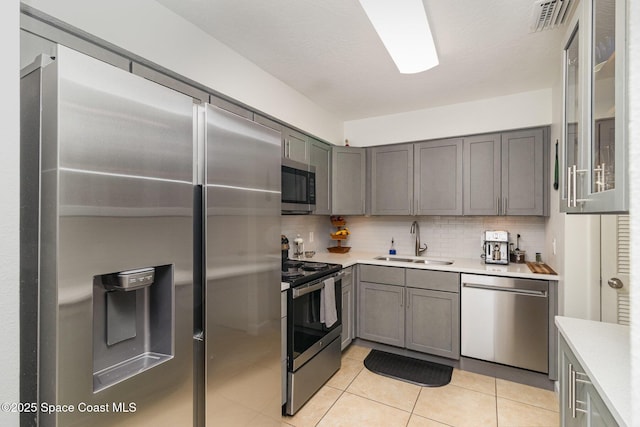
[{"left": 462, "top": 282, "right": 548, "bottom": 297}]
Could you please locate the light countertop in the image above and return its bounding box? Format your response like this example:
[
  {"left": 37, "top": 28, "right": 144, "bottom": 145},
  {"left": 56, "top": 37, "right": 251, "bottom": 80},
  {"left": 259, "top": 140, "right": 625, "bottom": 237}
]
[
  {"left": 298, "top": 250, "right": 559, "bottom": 281},
  {"left": 555, "top": 316, "right": 630, "bottom": 426}
]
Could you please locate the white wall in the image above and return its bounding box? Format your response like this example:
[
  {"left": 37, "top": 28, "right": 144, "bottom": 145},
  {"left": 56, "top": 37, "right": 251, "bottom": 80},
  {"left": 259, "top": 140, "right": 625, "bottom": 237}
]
[
  {"left": 545, "top": 67, "right": 565, "bottom": 312},
  {"left": 0, "top": 1, "right": 20, "bottom": 426},
  {"left": 22, "top": 0, "right": 344, "bottom": 145},
  {"left": 546, "top": 30, "right": 601, "bottom": 321},
  {"left": 561, "top": 216, "right": 601, "bottom": 319},
  {"left": 344, "top": 89, "right": 552, "bottom": 146}
]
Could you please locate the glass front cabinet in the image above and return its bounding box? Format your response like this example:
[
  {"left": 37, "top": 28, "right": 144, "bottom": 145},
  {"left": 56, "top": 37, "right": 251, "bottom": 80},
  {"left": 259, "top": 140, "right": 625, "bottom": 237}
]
[{"left": 560, "top": 0, "right": 627, "bottom": 213}]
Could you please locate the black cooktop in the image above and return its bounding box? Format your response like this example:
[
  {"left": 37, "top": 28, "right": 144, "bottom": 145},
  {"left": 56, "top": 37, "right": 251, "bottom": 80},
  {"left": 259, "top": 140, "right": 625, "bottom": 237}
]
[{"left": 282, "top": 259, "right": 342, "bottom": 287}]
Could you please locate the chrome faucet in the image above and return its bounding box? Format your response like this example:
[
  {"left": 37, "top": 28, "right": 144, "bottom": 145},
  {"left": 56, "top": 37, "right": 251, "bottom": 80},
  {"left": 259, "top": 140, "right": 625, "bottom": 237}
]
[{"left": 410, "top": 221, "right": 428, "bottom": 256}]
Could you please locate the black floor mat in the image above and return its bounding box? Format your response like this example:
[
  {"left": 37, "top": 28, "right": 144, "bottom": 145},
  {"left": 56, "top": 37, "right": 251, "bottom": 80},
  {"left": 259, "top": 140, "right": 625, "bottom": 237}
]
[{"left": 364, "top": 350, "right": 453, "bottom": 387}]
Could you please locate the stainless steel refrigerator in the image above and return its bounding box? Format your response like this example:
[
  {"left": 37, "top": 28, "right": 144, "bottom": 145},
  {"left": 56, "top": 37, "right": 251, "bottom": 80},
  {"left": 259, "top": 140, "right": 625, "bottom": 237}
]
[
  {"left": 198, "top": 104, "right": 282, "bottom": 425},
  {"left": 20, "top": 46, "right": 196, "bottom": 426}
]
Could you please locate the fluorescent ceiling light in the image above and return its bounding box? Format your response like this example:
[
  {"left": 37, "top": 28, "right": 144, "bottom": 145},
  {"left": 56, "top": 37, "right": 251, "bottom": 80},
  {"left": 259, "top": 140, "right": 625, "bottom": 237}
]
[{"left": 359, "top": 0, "right": 439, "bottom": 74}]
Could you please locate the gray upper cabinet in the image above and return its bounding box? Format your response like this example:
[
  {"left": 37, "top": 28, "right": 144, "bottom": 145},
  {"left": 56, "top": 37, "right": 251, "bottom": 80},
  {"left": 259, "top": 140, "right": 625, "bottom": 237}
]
[
  {"left": 254, "top": 114, "right": 282, "bottom": 133},
  {"left": 501, "top": 128, "right": 546, "bottom": 216},
  {"left": 464, "top": 129, "right": 547, "bottom": 216},
  {"left": 282, "top": 127, "right": 309, "bottom": 163},
  {"left": 357, "top": 265, "right": 405, "bottom": 347},
  {"left": 560, "top": 0, "right": 628, "bottom": 213},
  {"left": 370, "top": 144, "right": 414, "bottom": 215},
  {"left": 309, "top": 138, "right": 331, "bottom": 215},
  {"left": 414, "top": 138, "right": 463, "bottom": 215},
  {"left": 209, "top": 96, "right": 253, "bottom": 120},
  {"left": 332, "top": 147, "right": 366, "bottom": 215},
  {"left": 463, "top": 134, "right": 501, "bottom": 215},
  {"left": 254, "top": 115, "right": 309, "bottom": 164}
]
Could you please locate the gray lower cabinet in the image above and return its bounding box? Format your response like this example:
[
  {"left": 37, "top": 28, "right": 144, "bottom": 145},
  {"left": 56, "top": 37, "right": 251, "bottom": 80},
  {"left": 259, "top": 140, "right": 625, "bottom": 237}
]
[
  {"left": 586, "top": 383, "right": 618, "bottom": 427},
  {"left": 309, "top": 138, "right": 331, "bottom": 215},
  {"left": 332, "top": 147, "right": 366, "bottom": 215},
  {"left": 357, "top": 281, "right": 405, "bottom": 347},
  {"left": 341, "top": 266, "right": 355, "bottom": 350},
  {"left": 405, "top": 269, "right": 460, "bottom": 359},
  {"left": 357, "top": 265, "right": 461, "bottom": 360},
  {"left": 405, "top": 288, "right": 460, "bottom": 359},
  {"left": 414, "top": 138, "right": 463, "bottom": 215},
  {"left": 559, "top": 334, "right": 617, "bottom": 427},
  {"left": 370, "top": 144, "right": 414, "bottom": 215}
]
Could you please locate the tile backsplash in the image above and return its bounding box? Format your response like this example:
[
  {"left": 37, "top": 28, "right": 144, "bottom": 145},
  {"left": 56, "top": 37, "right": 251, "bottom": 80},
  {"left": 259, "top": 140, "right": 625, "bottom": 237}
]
[
  {"left": 281, "top": 215, "right": 334, "bottom": 255},
  {"left": 282, "top": 215, "right": 546, "bottom": 262}
]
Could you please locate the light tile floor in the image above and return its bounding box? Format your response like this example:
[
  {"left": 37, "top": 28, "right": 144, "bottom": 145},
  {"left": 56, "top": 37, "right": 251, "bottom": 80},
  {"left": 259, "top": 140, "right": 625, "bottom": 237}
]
[{"left": 282, "top": 345, "right": 559, "bottom": 427}]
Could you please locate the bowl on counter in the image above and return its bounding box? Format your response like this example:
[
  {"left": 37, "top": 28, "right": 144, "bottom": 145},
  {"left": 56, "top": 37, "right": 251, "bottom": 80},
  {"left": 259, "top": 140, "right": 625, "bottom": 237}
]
[{"left": 304, "top": 251, "right": 315, "bottom": 258}]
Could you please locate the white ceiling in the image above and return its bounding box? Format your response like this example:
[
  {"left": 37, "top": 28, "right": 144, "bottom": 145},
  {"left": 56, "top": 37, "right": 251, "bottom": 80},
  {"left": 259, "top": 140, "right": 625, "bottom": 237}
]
[{"left": 155, "top": 0, "right": 566, "bottom": 121}]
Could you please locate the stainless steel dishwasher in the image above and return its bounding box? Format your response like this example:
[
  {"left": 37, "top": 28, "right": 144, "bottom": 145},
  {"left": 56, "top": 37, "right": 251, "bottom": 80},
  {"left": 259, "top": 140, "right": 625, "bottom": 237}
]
[{"left": 461, "top": 274, "right": 549, "bottom": 373}]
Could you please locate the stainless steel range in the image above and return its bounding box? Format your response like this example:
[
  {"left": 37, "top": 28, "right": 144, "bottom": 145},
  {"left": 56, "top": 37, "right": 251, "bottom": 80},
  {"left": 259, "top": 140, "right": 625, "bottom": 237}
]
[{"left": 283, "top": 260, "right": 343, "bottom": 415}]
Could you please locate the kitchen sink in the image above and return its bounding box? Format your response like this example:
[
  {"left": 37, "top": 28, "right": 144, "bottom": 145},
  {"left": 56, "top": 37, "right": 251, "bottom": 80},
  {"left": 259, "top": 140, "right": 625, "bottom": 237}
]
[
  {"left": 412, "top": 259, "right": 454, "bottom": 265},
  {"left": 373, "top": 256, "right": 415, "bottom": 262}
]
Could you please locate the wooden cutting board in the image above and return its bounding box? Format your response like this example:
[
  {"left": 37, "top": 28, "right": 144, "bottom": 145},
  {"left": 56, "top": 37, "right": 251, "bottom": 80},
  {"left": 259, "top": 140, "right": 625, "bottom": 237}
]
[{"left": 526, "top": 262, "right": 557, "bottom": 275}]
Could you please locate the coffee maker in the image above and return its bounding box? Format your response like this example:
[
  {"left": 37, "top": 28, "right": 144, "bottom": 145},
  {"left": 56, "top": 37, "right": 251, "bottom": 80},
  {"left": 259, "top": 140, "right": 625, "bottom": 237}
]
[{"left": 483, "top": 230, "right": 509, "bottom": 265}]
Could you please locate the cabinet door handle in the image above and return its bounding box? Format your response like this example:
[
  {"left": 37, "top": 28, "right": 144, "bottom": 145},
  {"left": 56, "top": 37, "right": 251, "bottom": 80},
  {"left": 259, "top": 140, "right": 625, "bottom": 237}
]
[
  {"left": 571, "top": 367, "right": 577, "bottom": 418},
  {"left": 568, "top": 363, "right": 573, "bottom": 411},
  {"left": 567, "top": 166, "right": 572, "bottom": 208},
  {"left": 599, "top": 162, "right": 606, "bottom": 192},
  {"left": 503, "top": 197, "right": 507, "bottom": 215},
  {"left": 572, "top": 165, "right": 577, "bottom": 208},
  {"left": 496, "top": 196, "right": 500, "bottom": 215},
  {"left": 400, "top": 291, "right": 404, "bottom": 308}
]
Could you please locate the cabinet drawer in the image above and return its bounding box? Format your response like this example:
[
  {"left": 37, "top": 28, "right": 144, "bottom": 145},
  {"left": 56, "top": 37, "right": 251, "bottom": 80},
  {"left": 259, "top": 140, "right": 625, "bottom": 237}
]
[
  {"left": 359, "top": 265, "right": 404, "bottom": 286},
  {"left": 406, "top": 269, "right": 459, "bottom": 293}
]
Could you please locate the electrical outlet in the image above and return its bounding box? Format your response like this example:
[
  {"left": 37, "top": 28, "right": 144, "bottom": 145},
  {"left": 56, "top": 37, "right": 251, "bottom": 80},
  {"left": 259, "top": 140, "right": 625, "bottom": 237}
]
[{"left": 309, "top": 231, "right": 314, "bottom": 243}]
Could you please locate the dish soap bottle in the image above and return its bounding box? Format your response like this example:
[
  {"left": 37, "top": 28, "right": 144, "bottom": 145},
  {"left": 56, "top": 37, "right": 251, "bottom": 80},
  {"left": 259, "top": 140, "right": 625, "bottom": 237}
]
[{"left": 389, "top": 238, "right": 396, "bottom": 255}]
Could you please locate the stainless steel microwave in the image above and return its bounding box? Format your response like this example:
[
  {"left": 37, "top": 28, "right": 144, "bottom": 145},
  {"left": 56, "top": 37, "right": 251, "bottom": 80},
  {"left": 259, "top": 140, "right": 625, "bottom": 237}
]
[{"left": 281, "top": 158, "right": 315, "bottom": 214}]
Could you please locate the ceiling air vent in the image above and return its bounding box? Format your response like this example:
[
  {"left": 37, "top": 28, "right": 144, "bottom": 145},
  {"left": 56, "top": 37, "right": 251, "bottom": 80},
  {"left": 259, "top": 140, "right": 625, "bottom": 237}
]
[{"left": 530, "top": 0, "right": 574, "bottom": 32}]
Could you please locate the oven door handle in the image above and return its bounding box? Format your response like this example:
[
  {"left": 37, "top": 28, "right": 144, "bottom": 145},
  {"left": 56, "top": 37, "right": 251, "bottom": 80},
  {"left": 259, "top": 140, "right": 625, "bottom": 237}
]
[
  {"left": 293, "top": 281, "right": 325, "bottom": 299},
  {"left": 292, "top": 271, "right": 343, "bottom": 299}
]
